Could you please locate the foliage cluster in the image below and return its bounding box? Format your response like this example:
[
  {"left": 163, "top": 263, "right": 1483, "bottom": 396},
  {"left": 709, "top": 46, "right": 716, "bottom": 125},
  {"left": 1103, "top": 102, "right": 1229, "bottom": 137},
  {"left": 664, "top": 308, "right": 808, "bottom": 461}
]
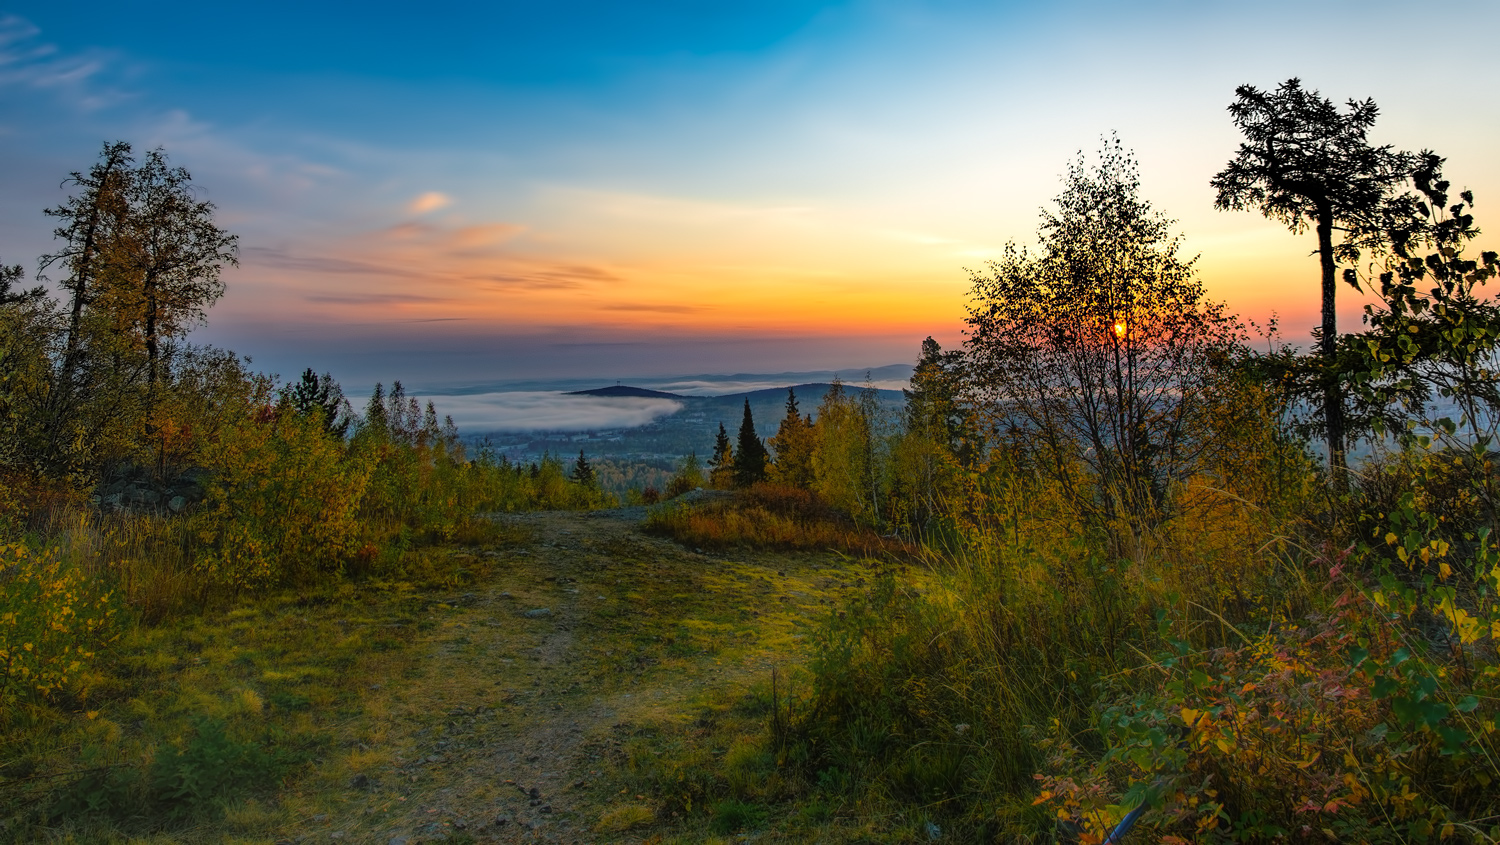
[
  {"left": 646, "top": 99, "right": 1500, "bottom": 841},
  {"left": 0, "top": 542, "right": 118, "bottom": 707}
]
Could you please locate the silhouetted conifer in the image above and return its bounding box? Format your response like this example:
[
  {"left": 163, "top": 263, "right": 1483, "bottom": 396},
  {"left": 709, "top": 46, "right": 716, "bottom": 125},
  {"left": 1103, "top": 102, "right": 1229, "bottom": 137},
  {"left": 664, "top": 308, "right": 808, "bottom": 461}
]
[
  {"left": 572, "top": 450, "right": 595, "bottom": 486},
  {"left": 708, "top": 422, "right": 734, "bottom": 488},
  {"left": 289, "top": 368, "right": 352, "bottom": 439},
  {"left": 734, "top": 399, "right": 769, "bottom": 487}
]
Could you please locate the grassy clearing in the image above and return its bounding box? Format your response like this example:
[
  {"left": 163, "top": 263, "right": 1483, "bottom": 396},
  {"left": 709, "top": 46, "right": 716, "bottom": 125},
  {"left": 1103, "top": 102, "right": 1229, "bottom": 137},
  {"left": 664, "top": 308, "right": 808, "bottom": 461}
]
[
  {"left": 1, "top": 505, "right": 903, "bottom": 842},
  {"left": 0, "top": 518, "right": 526, "bottom": 842}
]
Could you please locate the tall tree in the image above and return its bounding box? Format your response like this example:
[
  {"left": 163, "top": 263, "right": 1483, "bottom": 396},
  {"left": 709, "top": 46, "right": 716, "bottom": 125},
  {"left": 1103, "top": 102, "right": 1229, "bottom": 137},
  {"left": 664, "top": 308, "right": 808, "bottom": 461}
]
[
  {"left": 767, "top": 388, "right": 815, "bottom": 489},
  {"left": 904, "top": 337, "right": 978, "bottom": 467},
  {"left": 106, "top": 147, "right": 239, "bottom": 391},
  {"left": 969, "top": 137, "right": 1243, "bottom": 538},
  {"left": 36, "top": 142, "right": 237, "bottom": 473},
  {"left": 894, "top": 338, "right": 975, "bottom": 532},
  {"left": 733, "top": 399, "right": 769, "bottom": 487},
  {"left": 572, "top": 450, "right": 595, "bottom": 486},
  {"left": 1344, "top": 155, "right": 1500, "bottom": 442},
  {"left": 40, "top": 141, "right": 133, "bottom": 395},
  {"left": 708, "top": 422, "right": 734, "bottom": 488},
  {"left": 810, "top": 378, "right": 877, "bottom": 523},
  {"left": 287, "top": 369, "right": 352, "bottom": 439},
  {"left": 1211, "top": 79, "right": 1415, "bottom": 482}
]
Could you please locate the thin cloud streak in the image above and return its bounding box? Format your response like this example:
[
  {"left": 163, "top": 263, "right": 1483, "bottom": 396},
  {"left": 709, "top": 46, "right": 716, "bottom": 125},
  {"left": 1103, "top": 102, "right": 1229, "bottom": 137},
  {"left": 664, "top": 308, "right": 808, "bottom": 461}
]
[{"left": 303, "top": 293, "right": 452, "bottom": 305}]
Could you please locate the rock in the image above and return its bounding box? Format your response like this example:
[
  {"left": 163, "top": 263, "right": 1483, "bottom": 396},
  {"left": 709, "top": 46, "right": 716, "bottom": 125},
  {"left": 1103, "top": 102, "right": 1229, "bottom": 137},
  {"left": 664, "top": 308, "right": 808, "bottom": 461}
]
[
  {"left": 494, "top": 815, "right": 510, "bottom": 826},
  {"left": 349, "top": 773, "right": 371, "bottom": 789},
  {"left": 389, "top": 837, "right": 410, "bottom": 845},
  {"left": 523, "top": 608, "right": 552, "bottom": 619},
  {"left": 538, "top": 804, "right": 552, "bottom": 814},
  {"left": 168, "top": 495, "right": 187, "bottom": 513}
]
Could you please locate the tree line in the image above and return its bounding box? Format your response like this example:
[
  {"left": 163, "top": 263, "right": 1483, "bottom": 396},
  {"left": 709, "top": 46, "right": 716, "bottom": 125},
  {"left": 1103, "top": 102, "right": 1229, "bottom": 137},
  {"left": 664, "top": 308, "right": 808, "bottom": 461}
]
[
  {"left": 689, "top": 80, "right": 1497, "bottom": 557},
  {"left": 0, "top": 142, "right": 609, "bottom": 586}
]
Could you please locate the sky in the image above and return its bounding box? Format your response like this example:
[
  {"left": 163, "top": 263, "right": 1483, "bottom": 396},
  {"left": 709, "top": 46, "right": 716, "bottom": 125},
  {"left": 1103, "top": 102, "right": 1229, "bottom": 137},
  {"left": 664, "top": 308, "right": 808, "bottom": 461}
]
[{"left": 2, "top": 0, "right": 1498, "bottom": 393}]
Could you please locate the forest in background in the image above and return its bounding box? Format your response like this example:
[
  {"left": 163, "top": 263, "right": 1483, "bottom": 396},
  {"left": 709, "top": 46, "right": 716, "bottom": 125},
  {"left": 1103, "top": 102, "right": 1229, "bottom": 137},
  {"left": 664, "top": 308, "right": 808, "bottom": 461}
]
[{"left": 1, "top": 78, "right": 1499, "bottom": 842}]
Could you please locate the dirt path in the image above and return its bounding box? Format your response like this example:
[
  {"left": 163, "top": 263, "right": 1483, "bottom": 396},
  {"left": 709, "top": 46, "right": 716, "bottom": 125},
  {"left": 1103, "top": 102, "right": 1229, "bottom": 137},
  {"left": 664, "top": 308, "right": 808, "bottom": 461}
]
[{"left": 291, "top": 506, "right": 876, "bottom": 844}]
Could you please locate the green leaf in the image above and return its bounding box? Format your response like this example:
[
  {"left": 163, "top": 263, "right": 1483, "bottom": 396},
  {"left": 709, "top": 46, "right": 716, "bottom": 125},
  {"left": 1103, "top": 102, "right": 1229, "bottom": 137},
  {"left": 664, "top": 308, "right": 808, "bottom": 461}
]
[{"left": 1347, "top": 646, "right": 1370, "bottom": 671}]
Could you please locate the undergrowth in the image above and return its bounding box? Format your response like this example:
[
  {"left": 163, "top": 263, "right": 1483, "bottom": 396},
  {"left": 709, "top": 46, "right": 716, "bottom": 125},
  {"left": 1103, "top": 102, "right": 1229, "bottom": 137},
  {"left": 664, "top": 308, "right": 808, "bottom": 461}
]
[
  {"left": 673, "top": 442, "right": 1500, "bottom": 842},
  {"left": 643, "top": 482, "right": 915, "bottom": 558}
]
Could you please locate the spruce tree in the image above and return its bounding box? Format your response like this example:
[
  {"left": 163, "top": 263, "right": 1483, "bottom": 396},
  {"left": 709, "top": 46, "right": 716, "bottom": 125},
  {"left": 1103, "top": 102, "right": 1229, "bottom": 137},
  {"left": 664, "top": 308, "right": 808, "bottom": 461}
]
[
  {"left": 708, "top": 422, "right": 734, "bottom": 488},
  {"left": 572, "top": 449, "right": 595, "bottom": 486},
  {"left": 363, "top": 383, "right": 389, "bottom": 439},
  {"left": 733, "top": 399, "right": 769, "bottom": 487},
  {"left": 289, "top": 368, "right": 351, "bottom": 439}
]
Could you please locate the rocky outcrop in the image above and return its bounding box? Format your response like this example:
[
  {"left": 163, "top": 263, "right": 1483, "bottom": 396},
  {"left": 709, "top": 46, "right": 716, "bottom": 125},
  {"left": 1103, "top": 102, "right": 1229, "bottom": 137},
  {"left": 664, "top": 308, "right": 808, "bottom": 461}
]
[{"left": 92, "top": 466, "right": 208, "bottom": 514}]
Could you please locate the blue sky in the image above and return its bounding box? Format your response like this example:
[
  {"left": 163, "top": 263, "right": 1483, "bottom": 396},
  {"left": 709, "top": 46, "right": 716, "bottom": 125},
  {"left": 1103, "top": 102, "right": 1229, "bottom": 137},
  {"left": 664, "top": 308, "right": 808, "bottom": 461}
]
[{"left": 2, "top": 1, "right": 1497, "bottom": 391}]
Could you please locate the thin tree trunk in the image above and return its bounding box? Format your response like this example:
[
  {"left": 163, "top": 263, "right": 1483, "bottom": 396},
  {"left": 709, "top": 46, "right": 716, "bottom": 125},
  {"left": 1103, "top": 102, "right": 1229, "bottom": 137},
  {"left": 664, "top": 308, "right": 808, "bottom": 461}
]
[{"left": 1316, "top": 202, "right": 1347, "bottom": 489}]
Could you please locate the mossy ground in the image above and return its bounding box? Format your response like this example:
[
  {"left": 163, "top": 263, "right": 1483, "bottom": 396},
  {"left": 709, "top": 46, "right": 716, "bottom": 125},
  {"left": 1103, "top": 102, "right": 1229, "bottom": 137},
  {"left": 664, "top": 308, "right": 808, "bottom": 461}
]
[{"left": 7, "top": 507, "right": 902, "bottom": 843}]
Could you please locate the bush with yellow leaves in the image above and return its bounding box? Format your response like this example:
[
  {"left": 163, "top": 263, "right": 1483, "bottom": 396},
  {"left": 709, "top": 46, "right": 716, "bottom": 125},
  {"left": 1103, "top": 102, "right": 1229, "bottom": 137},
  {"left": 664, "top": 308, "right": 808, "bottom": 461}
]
[{"left": 0, "top": 543, "right": 118, "bottom": 709}]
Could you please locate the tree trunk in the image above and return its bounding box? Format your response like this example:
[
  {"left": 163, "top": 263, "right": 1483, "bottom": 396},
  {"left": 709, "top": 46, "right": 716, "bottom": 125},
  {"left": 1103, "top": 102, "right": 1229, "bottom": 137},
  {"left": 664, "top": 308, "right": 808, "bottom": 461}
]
[{"left": 1316, "top": 201, "right": 1347, "bottom": 489}]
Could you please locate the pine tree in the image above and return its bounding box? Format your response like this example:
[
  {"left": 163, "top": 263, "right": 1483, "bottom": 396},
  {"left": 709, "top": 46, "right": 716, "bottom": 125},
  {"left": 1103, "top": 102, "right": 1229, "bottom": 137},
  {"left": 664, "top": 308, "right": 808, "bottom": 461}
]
[
  {"left": 708, "top": 422, "right": 734, "bottom": 489},
  {"left": 572, "top": 449, "right": 595, "bottom": 486},
  {"left": 363, "top": 383, "right": 389, "bottom": 438},
  {"left": 733, "top": 399, "right": 769, "bottom": 487},
  {"left": 905, "top": 337, "right": 978, "bottom": 466},
  {"left": 288, "top": 368, "right": 351, "bottom": 439}
]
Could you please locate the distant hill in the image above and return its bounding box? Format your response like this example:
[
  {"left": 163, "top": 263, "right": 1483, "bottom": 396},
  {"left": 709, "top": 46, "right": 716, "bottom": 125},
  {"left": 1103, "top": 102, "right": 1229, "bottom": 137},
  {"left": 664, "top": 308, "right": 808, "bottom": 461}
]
[{"left": 567, "top": 385, "right": 686, "bottom": 399}]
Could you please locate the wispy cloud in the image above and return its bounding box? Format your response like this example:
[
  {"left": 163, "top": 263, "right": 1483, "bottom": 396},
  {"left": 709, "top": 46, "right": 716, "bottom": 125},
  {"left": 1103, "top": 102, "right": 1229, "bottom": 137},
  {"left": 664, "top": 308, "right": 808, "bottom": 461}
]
[
  {"left": 408, "top": 191, "right": 451, "bottom": 214},
  {"left": 244, "top": 246, "right": 428, "bottom": 280},
  {"left": 599, "top": 302, "right": 705, "bottom": 313},
  {"left": 0, "top": 15, "right": 123, "bottom": 110},
  {"left": 479, "top": 264, "right": 620, "bottom": 291},
  {"left": 304, "top": 292, "right": 452, "bottom": 305},
  {"left": 381, "top": 220, "right": 525, "bottom": 251}
]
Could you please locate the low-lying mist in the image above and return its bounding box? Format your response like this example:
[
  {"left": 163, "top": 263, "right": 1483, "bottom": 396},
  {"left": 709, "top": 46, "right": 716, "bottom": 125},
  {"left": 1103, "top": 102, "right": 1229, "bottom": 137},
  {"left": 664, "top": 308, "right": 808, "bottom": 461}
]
[{"left": 431, "top": 391, "right": 683, "bottom": 433}]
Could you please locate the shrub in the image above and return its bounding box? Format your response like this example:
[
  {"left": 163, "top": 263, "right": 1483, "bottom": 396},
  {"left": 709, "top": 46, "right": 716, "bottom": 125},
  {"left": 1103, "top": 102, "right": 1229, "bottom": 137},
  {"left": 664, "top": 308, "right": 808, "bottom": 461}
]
[
  {"left": 643, "top": 483, "right": 912, "bottom": 556},
  {"left": 194, "top": 405, "right": 372, "bottom": 588},
  {"left": 0, "top": 542, "right": 118, "bottom": 708}
]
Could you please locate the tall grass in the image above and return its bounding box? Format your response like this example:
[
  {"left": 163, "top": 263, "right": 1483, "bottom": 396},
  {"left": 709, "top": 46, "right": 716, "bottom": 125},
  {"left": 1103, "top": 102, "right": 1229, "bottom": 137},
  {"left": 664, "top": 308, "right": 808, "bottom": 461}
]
[
  {"left": 776, "top": 444, "right": 1500, "bottom": 841},
  {"left": 643, "top": 482, "right": 914, "bottom": 557}
]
